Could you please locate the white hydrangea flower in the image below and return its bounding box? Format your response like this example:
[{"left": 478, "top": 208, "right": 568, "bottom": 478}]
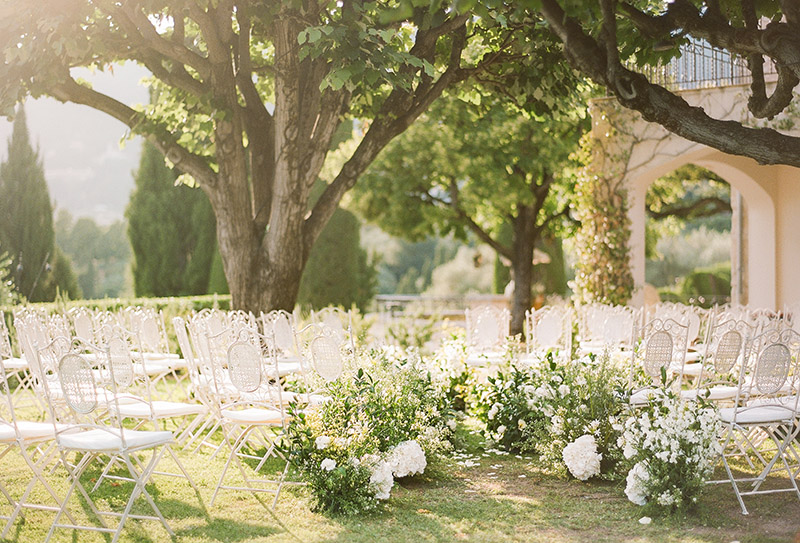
[
  {"left": 315, "top": 435, "right": 331, "bottom": 450},
  {"left": 320, "top": 458, "right": 337, "bottom": 472},
  {"left": 388, "top": 440, "right": 427, "bottom": 479},
  {"left": 562, "top": 434, "right": 602, "bottom": 481},
  {"left": 361, "top": 454, "right": 394, "bottom": 500},
  {"left": 625, "top": 462, "right": 649, "bottom": 506}
]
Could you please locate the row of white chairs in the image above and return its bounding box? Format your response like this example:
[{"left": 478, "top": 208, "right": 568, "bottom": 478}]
[{"left": 0, "top": 306, "right": 357, "bottom": 539}]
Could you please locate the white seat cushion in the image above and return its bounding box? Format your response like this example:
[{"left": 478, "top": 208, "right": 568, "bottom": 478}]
[
  {"left": 629, "top": 388, "right": 665, "bottom": 406},
  {"left": 112, "top": 400, "right": 205, "bottom": 418},
  {"left": 220, "top": 407, "right": 284, "bottom": 425},
  {"left": 719, "top": 405, "right": 795, "bottom": 425},
  {"left": 1, "top": 357, "right": 28, "bottom": 370},
  {"left": 58, "top": 428, "right": 173, "bottom": 452},
  {"left": 681, "top": 385, "right": 739, "bottom": 401},
  {"left": 676, "top": 362, "right": 703, "bottom": 377},
  {"left": 0, "top": 420, "right": 69, "bottom": 442},
  {"left": 465, "top": 351, "right": 505, "bottom": 367}
]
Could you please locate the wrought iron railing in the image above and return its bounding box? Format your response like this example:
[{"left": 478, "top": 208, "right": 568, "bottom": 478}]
[{"left": 633, "top": 40, "right": 776, "bottom": 91}]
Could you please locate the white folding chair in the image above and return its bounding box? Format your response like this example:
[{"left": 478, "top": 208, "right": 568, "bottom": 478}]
[
  {"left": 683, "top": 317, "right": 756, "bottom": 402},
  {"left": 714, "top": 327, "right": 800, "bottom": 514},
  {"left": 40, "top": 338, "right": 191, "bottom": 543},
  {"left": 524, "top": 305, "right": 571, "bottom": 357},
  {"left": 0, "top": 357, "right": 76, "bottom": 538},
  {"left": 464, "top": 305, "right": 510, "bottom": 367},
  {"left": 209, "top": 328, "right": 289, "bottom": 510}
]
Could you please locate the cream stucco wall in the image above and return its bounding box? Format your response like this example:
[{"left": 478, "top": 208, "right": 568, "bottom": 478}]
[{"left": 592, "top": 84, "right": 800, "bottom": 310}]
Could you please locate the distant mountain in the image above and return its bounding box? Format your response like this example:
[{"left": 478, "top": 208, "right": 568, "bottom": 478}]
[{"left": 0, "top": 63, "right": 150, "bottom": 224}]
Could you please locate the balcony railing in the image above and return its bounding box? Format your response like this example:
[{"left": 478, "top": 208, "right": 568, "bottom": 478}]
[{"left": 632, "top": 40, "right": 776, "bottom": 91}]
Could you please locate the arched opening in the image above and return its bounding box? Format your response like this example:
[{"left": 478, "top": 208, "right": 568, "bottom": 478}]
[
  {"left": 644, "top": 164, "right": 732, "bottom": 307},
  {"left": 628, "top": 148, "right": 776, "bottom": 309}
]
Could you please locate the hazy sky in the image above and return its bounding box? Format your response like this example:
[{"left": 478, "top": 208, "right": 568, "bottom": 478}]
[{"left": 0, "top": 63, "right": 150, "bottom": 225}]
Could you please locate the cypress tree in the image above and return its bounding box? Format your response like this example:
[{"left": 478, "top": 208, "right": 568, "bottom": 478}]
[
  {"left": 126, "top": 141, "right": 216, "bottom": 297},
  {"left": 0, "top": 104, "right": 79, "bottom": 301}
]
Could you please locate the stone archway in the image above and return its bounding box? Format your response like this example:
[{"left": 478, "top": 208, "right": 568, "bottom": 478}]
[
  {"left": 588, "top": 85, "right": 800, "bottom": 311},
  {"left": 627, "top": 147, "right": 776, "bottom": 309}
]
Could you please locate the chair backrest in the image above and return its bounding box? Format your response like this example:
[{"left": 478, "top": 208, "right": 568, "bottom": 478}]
[
  {"left": 631, "top": 317, "right": 689, "bottom": 387},
  {"left": 59, "top": 352, "right": 98, "bottom": 415},
  {"left": 310, "top": 332, "right": 343, "bottom": 382},
  {"left": 466, "top": 305, "right": 509, "bottom": 351},
  {"left": 107, "top": 334, "right": 135, "bottom": 388},
  {"left": 227, "top": 340, "right": 262, "bottom": 393},
  {"left": 713, "top": 329, "right": 743, "bottom": 374},
  {"left": 753, "top": 343, "right": 791, "bottom": 395},
  {"left": 643, "top": 330, "right": 673, "bottom": 379},
  {"left": 71, "top": 308, "right": 95, "bottom": 343},
  {"left": 264, "top": 310, "right": 297, "bottom": 354},
  {"left": 173, "top": 317, "right": 196, "bottom": 369},
  {"left": 733, "top": 327, "right": 800, "bottom": 408}
]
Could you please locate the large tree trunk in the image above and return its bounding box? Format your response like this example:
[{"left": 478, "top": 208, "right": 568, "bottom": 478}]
[{"left": 509, "top": 207, "right": 539, "bottom": 337}]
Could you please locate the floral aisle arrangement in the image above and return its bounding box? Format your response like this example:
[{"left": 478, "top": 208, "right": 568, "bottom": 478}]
[
  {"left": 427, "top": 330, "right": 478, "bottom": 413},
  {"left": 476, "top": 350, "right": 629, "bottom": 479},
  {"left": 285, "top": 349, "right": 451, "bottom": 514},
  {"left": 620, "top": 393, "right": 722, "bottom": 511}
]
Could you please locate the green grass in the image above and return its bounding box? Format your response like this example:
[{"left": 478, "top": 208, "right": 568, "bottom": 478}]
[{"left": 2, "top": 418, "right": 799, "bottom": 543}]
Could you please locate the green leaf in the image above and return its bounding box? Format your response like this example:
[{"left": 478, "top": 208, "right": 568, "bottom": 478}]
[
  {"left": 298, "top": 30, "right": 307, "bottom": 45},
  {"left": 307, "top": 28, "right": 322, "bottom": 43}
]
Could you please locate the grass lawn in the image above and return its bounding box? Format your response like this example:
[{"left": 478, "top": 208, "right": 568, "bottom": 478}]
[{"left": 1, "top": 421, "right": 799, "bottom": 543}]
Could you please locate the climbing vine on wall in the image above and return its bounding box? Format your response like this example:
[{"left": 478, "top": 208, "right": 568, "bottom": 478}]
[{"left": 569, "top": 104, "right": 635, "bottom": 306}]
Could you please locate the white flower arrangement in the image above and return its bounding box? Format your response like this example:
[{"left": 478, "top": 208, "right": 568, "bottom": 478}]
[
  {"left": 388, "top": 440, "right": 427, "bottom": 479},
  {"left": 363, "top": 455, "right": 394, "bottom": 501},
  {"left": 619, "top": 395, "right": 722, "bottom": 509},
  {"left": 562, "top": 434, "right": 602, "bottom": 481},
  {"left": 624, "top": 461, "right": 648, "bottom": 505}
]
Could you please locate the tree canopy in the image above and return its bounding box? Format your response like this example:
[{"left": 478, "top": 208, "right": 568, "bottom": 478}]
[
  {"left": 353, "top": 94, "right": 584, "bottom": 333},
  {"left": 529, "top": 0, "right": 800, "bottom": 168},
  {"left": 0, "top": 0, "right": 540, "bottom": 312}
]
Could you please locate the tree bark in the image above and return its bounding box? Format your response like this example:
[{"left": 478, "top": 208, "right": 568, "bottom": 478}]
[{"left": 509, "top": 205, "right": 539, "bottom": 337}]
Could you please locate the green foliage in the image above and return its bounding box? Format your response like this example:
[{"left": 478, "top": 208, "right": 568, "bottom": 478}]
[
  {"left": 646, "top": 225, "right": 730, "bottom": 289},
  {"left": 474, "top": 350, "right": 629, "bottom": 480},
  {"left": 0, "top": 105, "right": 77, "bottom": 302},
  {"left": 55, "top": 210, "right": 131, "bottom": 299},
  {"left": 646, "top": 165, "right": 731, "bottom": 259},
  {"left": 37, "top": 246, "right": 81, "bottom": 302},
  {"left": 298, "top": 206, "right": 377, "bottom": 312},
  {"left": 127, "top": 142, "right": 216, "bottom": 298},
  {"left": 679, "top": 264, "right": 731, "bottom": 306},
  {"left": 284, "top": 350, "right": 451, "bottom": 514},
  {"left": 570, "top": 122, "right": 634, "bottom": 306}
]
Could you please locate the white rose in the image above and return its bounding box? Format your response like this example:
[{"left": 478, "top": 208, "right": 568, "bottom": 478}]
[
  {"left": 315, "top": 435, "right": 331, "bottom": 450},
  {"left": 321, "top": 458, "right": 337, "bottom": 471}
]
